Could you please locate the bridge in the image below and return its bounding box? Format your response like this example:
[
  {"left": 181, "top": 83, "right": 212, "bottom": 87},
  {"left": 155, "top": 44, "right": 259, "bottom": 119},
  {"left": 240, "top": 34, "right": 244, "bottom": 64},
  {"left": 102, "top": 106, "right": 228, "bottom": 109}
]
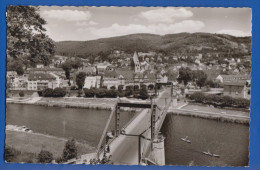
[{"left": 68, "top": 87, "right": 173, "bottom": 165}]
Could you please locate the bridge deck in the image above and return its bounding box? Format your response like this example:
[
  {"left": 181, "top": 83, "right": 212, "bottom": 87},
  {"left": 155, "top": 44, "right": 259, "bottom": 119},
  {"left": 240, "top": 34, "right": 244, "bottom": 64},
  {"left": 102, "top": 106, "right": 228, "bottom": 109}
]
[{"left": 74, "top": 88, "right": 172, "bottom": 165}]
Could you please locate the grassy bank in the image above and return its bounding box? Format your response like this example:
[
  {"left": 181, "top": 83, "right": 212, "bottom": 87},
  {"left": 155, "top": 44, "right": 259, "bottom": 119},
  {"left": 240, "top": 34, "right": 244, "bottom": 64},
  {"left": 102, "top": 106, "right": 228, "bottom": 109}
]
[
  {"left": 167, "top": 110, "right": 250, "bottom": 125},
  {"left": 5, "top": 130, "right": 96, "bottom": 163}
]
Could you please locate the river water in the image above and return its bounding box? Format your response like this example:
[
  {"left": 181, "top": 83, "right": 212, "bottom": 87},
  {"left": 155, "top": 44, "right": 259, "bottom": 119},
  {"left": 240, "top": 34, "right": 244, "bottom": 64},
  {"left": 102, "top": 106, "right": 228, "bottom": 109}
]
[
  {"left": 161, "top": 114, "right": 249, "bottom": 166},
  {"left": 6, "top": 104, "right": 136, "bottom": 148},
  {"left": 6, "top": 104, "right": 249, "bottom": 166}
]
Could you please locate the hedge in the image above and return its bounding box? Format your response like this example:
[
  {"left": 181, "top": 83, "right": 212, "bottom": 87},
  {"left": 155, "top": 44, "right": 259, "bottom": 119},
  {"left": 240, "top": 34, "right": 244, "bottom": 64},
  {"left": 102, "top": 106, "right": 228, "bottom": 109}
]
[
  {"left": 188, "top": 92, "right": 250, "bottom": 109},
  {"left": 84, "top": 87, "right": 150, "bottom": 100},
  {"left": 84, "top": 88, "right": 118, "bottom": 98},
  {"left": 41, "top": 88, "right": 66, "bottom": 97}
]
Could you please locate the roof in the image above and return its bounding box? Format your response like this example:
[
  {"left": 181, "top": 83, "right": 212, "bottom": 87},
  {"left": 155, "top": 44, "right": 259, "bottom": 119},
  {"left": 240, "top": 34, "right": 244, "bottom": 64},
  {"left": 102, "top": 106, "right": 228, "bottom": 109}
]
[
  {"left": 116, "top": 69, "right": 134, "bottom": 80},
  {"left": 77, "top": 67, "right": 96, "bottom": 75},
  {"left": 27, "top": 67, "right": 64, "bottom": 72},
  {"left": 104, "top": 70, "right": 117, "bottom": 78},
  {"left": 133, "top": 52, "right": 139, "bottom": 64},
  {"left": 28, "top": 73, "right": 56, "bottom": 81},
  {"left": 223, "top": 81, "right": 246, "bottom": 86}
]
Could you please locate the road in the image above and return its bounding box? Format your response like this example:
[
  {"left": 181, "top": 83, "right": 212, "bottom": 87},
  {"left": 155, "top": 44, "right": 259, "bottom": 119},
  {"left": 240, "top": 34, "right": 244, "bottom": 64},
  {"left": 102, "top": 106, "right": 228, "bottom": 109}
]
[{"left": 108, "top": 88, "right": 171, "bottom": 165}]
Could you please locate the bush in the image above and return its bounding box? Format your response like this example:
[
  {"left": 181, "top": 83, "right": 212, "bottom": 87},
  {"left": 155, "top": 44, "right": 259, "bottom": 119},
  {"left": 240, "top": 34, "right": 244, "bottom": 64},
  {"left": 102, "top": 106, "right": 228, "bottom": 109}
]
[
  {"left": 189, "top": 92, "right": 205, "bottom": 103},
  {"left": 5, "top": 146, "right": 18, "bottom": 162},
  {"left": 148, "top": 84, "right": 154, "bottom": 90},
  {"left": 53, "top": 88, "right": 66, "bottom": 97},
  {"left": 84, "top": 88, "right": 95, "bottom": 98},
  {"left": 62, "top": 138, "right": 78, "bottom": 162},
  {"left": 126, "top": 85, "right": 134, "bottom": 91},
  {"left": 107, "top": 89, "right": 118, "bottom": 98},
  {"left": 37, "top": 150, "right": 53, "bottom": 163},
  {"left": 134, "top": 85, "right": 139, "bottom": 90},
  {"left": 139, "top": 88, "right": 149, "bottom": 100},
  {"left": 19, "top": 91, "right": 24, "bottom": 97},
  {"left": 95, "top": 88, "right": 107, "bottom": 98},
  {"left": 37, "top": 91, "right": 43, "bottom": 96},
  {"left": 42, "top": 88, "right": 54, "bottom": 97}
]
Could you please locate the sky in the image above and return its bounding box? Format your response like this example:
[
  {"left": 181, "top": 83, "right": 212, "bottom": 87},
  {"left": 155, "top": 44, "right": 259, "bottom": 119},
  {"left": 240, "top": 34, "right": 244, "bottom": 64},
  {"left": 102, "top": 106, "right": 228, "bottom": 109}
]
[{"left": 39, "top": 6, "right": 252, "bottom": 42}]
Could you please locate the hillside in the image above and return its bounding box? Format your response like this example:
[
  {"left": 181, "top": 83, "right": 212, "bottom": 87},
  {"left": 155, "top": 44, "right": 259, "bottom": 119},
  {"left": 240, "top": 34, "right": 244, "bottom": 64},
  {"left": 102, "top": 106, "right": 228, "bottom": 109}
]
[{"left": 55, "top": 33, "right": 251, "bottom": 58}]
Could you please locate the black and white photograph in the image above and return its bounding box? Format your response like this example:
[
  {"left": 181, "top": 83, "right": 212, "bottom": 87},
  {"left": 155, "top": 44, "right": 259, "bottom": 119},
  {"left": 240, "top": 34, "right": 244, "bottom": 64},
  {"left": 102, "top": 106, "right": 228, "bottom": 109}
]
[{"left": 5, "top": 6, "right": 251, "bottom": 166}]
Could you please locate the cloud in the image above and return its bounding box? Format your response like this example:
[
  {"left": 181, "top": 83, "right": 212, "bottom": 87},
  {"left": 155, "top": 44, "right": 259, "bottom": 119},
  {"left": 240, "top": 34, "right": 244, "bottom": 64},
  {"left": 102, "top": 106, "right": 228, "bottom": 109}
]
[
  {"left": 217, "top": 29, "right": 251, "bottom": 37},
  {"left": 78, "top": 20, "right": 205, "bottom": 39},
  {"left": 76, "top": 21, "right": 98, "bottom": 26},
  {"left": 139, "top": 7, "right": 193, "bottom": 23},
  {"left": 41, "top": 9, "right": 91, "bottom": 22}
]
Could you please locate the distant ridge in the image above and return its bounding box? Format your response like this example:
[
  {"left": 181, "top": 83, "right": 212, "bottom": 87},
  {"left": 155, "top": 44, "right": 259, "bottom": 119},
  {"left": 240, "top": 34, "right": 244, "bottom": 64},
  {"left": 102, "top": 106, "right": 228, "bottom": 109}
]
[{"left": 55, "top": 32, "right": 251, "bottom": 58}]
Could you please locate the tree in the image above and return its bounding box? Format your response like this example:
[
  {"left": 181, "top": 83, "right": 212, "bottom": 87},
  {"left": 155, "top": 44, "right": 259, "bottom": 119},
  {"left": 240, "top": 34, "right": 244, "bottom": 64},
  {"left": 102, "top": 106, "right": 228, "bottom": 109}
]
[
  {"left": 194, "top": 70, "right": 208, "bottom": 88},
  {"left": 37, "top": 150, "right": 53, "bottom": 163},
  {"left": 62, "top": 139, "right": 78, "bottom": 162},
  {"left": 242, "top": 60, "right": 251, "bottom": 69},
  {"left": 5, "top": 146, "right": 17, "bottom": 162},
  {"left": 19, "top": 91, "right": 25, "bottom": 97},
  {"left": 53, "top": 88, "right": 66, "bottom": 97},
  {"left": 42, "top": 88, "right": 54, "bottom": 97},
  {"left": 71, "top": 59, "right": 83, "bottom": 69},
  {"left": 148, "top": 84, "right": 154, "bottom": 90},
  {"left": 84, "top": 88, "right": 95, "bottom": 98},
  {"left": 7, "top": 6, "right": 55, "bottom": 68},
  {"left": 139, "top": 86, "right": 149, "bottom": 100},
  {"left": 7, "top": 60, "right": 24, "bottom": 75},
  {"left": 177, "top": 67, "right": 193, "bottom": 86},
  {"left": 76, "top": 72, "right": 86, "bottom": 90},
  {"left": 61, "top": 62, "right": 72, "bottom": 80}
]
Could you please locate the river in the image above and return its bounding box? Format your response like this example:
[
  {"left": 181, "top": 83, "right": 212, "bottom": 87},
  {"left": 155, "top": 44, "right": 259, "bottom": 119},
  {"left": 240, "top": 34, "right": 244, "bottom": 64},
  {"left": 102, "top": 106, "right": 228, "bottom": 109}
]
[
  {"left": 6, "top": 103, "right": 136, "bottom": 148},
  {"left": 6, "top": 104, "right": 249, "bottom": 166},
  {"left": 161, "top": 114, "right": 249, "bottom": 166}
]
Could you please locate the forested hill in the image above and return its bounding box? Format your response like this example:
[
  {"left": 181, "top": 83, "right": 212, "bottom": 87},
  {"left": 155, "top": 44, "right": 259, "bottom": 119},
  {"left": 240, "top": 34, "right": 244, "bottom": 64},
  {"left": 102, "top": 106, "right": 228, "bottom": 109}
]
[{"left": 55, "top": 33, "right": 251, "bottom": 58}]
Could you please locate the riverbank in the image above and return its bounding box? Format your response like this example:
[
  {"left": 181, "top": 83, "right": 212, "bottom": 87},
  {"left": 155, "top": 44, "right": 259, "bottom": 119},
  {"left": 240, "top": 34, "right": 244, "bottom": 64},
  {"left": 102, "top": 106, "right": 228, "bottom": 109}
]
[
  {"left": 6, "top": 96, "right": 149, "bottom": 112},
  {"left": 5, "top": 129, "right": 96, "bottom": 162},
  {"left": 167, "top": 108, "right": 250, "bottom": 125}
]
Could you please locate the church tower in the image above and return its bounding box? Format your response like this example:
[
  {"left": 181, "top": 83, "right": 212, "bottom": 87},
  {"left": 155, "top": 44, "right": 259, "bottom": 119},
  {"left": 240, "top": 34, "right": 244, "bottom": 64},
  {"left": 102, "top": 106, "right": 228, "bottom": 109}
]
[{"left": 133, "top": 52, "right": 141, "bottom": 73}]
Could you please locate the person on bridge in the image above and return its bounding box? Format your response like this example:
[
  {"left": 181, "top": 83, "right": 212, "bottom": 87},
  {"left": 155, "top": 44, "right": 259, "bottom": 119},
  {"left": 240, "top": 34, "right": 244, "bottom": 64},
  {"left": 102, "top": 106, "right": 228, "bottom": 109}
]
[
  {"left": 107, "top": 145, "right": 110, "bottom": 153},
  {"left": 121, "top": 127, "right": 126, "bottom": 134}
]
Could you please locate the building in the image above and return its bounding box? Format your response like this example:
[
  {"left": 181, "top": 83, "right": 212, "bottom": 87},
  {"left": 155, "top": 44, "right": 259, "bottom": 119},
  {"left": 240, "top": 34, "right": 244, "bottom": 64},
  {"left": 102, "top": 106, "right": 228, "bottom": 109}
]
[
  {"left": 13, "top": 75, "right": 28, "bottom": 90},
  {"left": 27, "top": 73, "right": 60, "bottom": 90},
  {"left": 83, "top": 76, "right": 101, "bottom": 89},
  {"left": 223, "top": 81, "right": 250, "bottom": 99}
]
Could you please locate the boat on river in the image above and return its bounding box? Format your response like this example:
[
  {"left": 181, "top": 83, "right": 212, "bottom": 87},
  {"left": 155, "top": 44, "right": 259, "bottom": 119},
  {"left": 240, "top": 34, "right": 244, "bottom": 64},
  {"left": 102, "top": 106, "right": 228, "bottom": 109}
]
[
  {"left": 202, "top": 150, "right": 220, "bottom": 158},
  {"left": 181, "top": 136, "right": 191, "bottom": 143}
]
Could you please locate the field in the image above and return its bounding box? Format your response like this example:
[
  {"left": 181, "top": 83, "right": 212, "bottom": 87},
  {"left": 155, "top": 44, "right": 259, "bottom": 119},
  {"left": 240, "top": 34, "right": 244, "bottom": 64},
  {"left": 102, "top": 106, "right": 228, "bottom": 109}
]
[{"left": 5, "top": 130, "right": 96, "bottom": 162}]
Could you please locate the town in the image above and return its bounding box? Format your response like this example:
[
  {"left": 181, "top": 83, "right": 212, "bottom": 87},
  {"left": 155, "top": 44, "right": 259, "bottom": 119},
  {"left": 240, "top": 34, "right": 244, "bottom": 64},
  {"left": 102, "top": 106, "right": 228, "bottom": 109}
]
[{"left": 7, "top": 50, "right": 251, "bottom": 102}]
